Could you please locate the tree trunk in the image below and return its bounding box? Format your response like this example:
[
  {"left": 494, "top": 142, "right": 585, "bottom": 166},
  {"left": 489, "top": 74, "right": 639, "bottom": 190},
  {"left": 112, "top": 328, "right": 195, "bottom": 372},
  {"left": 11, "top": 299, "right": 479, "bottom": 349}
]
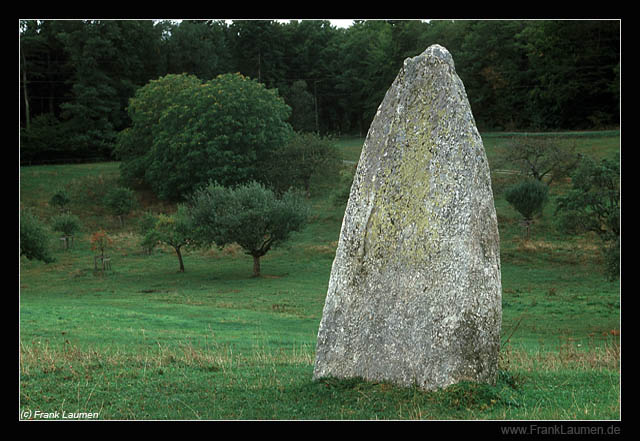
[
  {"left": 176, "top": 247, "right": 185, "bottom": 272},
  {"left": 252, "top": 254, "right": 261, "bottom": 277},
  {"left": 21, "top": 48, "right": 30, "bottom": 130}
]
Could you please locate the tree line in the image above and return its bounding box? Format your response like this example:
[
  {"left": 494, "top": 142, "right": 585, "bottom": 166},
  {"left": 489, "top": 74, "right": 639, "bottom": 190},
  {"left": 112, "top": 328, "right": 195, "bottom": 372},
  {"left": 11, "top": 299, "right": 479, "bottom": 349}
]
[{"left": 20, "top": 19, "right": 620, "bottom": 164}]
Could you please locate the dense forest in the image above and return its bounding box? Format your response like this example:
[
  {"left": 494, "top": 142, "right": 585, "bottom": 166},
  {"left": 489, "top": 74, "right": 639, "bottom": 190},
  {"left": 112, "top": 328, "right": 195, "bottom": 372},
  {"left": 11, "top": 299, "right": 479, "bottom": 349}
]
[{"left": 19, "top": 19, "right": 620, "bottom": 164}]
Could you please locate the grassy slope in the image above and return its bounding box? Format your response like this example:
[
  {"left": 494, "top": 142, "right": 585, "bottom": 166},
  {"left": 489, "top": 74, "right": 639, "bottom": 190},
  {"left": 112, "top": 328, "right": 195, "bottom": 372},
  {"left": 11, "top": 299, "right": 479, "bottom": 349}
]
[{"left": 19, "top": 132, "right": 620, "bottom": 420}]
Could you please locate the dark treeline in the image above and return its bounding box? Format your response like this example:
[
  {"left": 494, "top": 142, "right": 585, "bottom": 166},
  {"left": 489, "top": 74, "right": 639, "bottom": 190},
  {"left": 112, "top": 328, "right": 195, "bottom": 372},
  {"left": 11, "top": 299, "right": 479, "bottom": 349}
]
[{"left": 19, "top": 19, "right": 620, "bottom": 164}]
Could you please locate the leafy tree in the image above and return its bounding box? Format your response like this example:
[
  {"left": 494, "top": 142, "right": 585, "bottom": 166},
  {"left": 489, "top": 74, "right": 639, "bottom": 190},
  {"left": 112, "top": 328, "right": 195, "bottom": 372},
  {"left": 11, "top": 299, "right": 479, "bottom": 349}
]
[
  {"left": 456, "top": 20, "right": 528, "bottom": 130},
  {"left": 229, "top": 20, "right": 287, "bottom": 88},
  {"left": 188, "top": 181, "right": 309, "bottom": 277},
  {"left": 20, "top": 210, "right": 55, "bottom": 263},
  {"left": 120, "top": 72, "right": 292, "bottom": 201},
  {"left": 504, "top": 179, "right": 549, "bottom": 239},
  {"left": 152, "top": 207, "right": 193, "bottom": 272},
  {"left": 516, "top": 20, "right": 619, "bottom": 129},
  {"left": 115, "top": 73, "right": 203, "bottom": 183},
  {"left": 556, "top": 156, "right": 620, "bottom": 279}
]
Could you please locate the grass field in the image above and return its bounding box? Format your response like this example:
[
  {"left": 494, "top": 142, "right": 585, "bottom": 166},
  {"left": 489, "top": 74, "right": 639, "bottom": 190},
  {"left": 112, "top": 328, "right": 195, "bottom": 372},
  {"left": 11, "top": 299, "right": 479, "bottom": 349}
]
[{"left": 19, "top": 131, "right": 620, "bottom": 421}]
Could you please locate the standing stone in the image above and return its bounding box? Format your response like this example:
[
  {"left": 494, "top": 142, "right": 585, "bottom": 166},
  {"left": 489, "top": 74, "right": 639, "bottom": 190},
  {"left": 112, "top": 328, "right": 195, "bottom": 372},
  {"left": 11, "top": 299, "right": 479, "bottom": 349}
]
[{"left": 313, "top": 45, "right": 502, "bottom": 390}]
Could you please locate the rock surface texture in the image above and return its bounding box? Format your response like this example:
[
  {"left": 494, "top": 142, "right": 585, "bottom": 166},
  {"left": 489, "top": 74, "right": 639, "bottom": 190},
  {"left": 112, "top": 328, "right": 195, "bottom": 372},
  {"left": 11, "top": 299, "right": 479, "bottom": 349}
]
[{"left": 313, "top": 45, "right": 502, "bottom": 390}]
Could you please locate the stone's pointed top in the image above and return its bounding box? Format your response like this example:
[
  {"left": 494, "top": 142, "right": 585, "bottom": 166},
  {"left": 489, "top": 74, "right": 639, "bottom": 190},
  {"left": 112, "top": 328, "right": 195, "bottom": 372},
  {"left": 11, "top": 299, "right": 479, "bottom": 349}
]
[
  {"left": 425, "top": 44, "right": 454, "bottom": 65},
  {"left": 404, "top": 44, "right": 455, "bottom": 70}
]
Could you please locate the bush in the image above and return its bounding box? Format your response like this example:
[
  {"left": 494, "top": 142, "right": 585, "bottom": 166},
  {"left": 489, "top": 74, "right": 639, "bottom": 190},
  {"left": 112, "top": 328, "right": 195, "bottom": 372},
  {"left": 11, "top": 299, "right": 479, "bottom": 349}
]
[{"left": 20, "top": 210, "right": 55, "bottom": 263}]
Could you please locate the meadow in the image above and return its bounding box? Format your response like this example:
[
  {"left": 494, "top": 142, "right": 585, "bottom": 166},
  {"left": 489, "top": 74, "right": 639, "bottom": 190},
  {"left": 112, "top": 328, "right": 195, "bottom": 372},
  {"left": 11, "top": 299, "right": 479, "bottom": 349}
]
[{"left": 19, "top": 132, "right": 620, "bottom": 420}]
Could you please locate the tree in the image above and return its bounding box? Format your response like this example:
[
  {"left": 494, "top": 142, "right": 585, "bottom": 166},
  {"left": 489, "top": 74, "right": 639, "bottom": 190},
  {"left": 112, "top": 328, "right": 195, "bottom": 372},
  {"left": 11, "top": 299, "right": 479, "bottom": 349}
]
[
  {"left": 20, "top": 210, "right": 55, "bottom": 263},
  {"left": 188, "top": 181, "right": 309, "bottom": 277},
  {"left": 115, "top": 73, "right": 203, "bottom": 183},
  {"left": 498, "top": 135, "right": 581, "bottom": 186},
  {"left": 119, "top": 72, "right": 293, "bottom": 201},
  {"left": 504, "top": 179, "right": 549, "bottom": 239},
  {"left": 152, "top": 207, "right": 193, "bottom": 272},
  {"left": 90, "top": 229, "right": 113, "bottom": 270},
  {"left": 556, "top": 156, "right": 620, "bottom": 279},
  {"left": 90, "top": 229, "right": 112, "bottom": 257}
]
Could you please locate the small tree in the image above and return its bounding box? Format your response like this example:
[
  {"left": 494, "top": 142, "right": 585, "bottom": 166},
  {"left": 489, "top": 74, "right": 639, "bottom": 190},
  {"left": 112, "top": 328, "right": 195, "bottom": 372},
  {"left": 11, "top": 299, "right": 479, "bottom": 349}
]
[
  {"left": 153, "top": 206, "right": 193, "bottom": 272},
  {"left": 90, "top": 229, "right": 112, "bottom": 270},
  {"left": 504, "top": 179, "right": 548, "bottom": 239},
  {"left": 51, "top": 213, "right": 81, "bottom": 249},
  {"left": 20, "top": 210, "right": 55, "bottom": 263},
  {"left": 104, "top": 186, "right": 137, "bottom": 227},
  {"left": 189, "top": 181, "right": 309, "bottom": 277}
]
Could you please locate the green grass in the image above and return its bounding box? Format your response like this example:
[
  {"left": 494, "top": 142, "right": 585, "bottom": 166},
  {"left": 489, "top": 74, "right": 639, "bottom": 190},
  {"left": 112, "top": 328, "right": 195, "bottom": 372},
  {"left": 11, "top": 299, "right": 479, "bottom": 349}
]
[{"left": 19, "top": 131, "right": 620, "bottom": 420}]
